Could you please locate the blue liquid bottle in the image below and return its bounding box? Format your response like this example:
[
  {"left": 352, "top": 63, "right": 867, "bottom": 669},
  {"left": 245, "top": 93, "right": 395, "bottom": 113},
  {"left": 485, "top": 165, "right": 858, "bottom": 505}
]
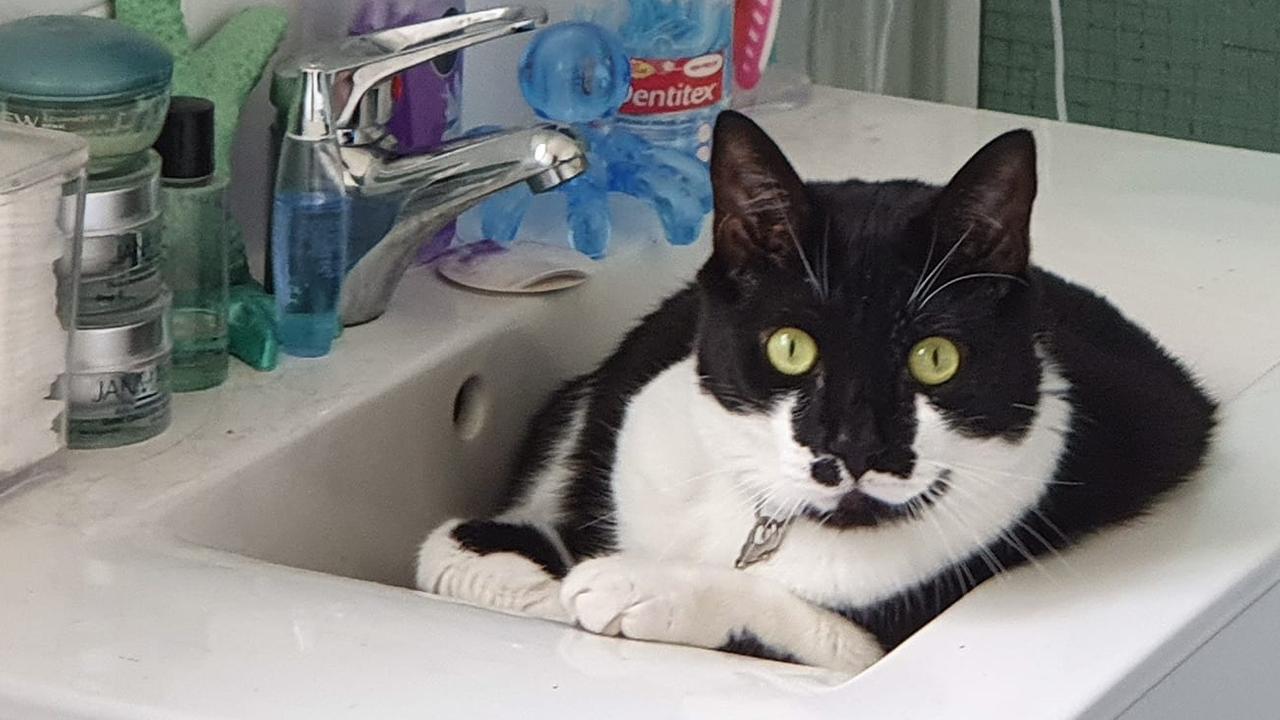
[
  {"left": 272, "top": 192, "right": 347, "bottom": 356},
  {"left": 270, "top": 65, "right": 350, "bottom": 358}
]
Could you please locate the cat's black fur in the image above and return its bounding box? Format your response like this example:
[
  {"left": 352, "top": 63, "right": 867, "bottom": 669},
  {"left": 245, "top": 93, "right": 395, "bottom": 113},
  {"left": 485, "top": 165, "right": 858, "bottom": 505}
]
[{"left": 447, "top": 111, "right": 1216, "bottom": 658}]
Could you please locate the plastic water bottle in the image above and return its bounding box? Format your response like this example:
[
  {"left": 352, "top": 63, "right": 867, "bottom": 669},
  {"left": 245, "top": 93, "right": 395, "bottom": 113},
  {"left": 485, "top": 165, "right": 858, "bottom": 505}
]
[
  {"left": 608, "top": 0, "right": 735, "bottom": 164},
  {"left": 493, "top": 13, "right": 723, "bottom": 254}
]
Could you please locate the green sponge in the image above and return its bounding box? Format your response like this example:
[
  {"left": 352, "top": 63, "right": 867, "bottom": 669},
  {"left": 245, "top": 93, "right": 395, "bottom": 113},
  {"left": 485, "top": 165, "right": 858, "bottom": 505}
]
[
  {"left": 115, "top": 0, "right": 287, "bottom": 371},
  {"left": 115, "top": 1, "right": 286, "bottom": 177}
]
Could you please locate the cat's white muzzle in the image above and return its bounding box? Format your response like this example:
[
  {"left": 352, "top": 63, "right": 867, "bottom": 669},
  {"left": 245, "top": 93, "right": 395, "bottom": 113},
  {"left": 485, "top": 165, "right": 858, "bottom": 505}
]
[{"left": 856, "top": 469, "right": 937, "bottom": 505}]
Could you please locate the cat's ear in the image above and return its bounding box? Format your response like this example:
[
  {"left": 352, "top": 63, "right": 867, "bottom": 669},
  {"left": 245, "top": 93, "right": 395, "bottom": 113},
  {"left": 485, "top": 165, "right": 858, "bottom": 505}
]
[
  {"left": 933, "top": 129, "right": 1037, "bottom": 274},
  {"left": 709, "top": 110, "right": 811, "bottom": 275}
]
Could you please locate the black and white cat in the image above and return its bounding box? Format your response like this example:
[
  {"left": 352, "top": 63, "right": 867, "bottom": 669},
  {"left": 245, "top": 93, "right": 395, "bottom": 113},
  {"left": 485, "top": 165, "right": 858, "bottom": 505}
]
[{"left": 416, "top": 111, "right": 1215, "bottom": 673}]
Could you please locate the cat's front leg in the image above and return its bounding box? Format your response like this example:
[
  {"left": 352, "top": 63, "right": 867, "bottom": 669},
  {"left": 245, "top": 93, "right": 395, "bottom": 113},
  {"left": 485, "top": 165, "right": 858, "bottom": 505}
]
[
  {"left": 417, "top": 518, "right": 571, "bottom": 622},
  {"left": 560, "top": 556, "right": 883, "bottom": 674}
]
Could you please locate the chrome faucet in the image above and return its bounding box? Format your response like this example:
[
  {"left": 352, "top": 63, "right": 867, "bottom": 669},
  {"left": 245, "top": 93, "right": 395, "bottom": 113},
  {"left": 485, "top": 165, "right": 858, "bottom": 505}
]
[{"left": 271, "top": 6, "right": 587, "bottom": 326}]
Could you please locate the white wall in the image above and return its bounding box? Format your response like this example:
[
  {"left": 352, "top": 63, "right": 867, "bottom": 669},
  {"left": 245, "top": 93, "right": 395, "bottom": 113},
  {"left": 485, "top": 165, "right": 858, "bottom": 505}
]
[{"left": 771, "top": 0, "right": 979, "bottom": 107}]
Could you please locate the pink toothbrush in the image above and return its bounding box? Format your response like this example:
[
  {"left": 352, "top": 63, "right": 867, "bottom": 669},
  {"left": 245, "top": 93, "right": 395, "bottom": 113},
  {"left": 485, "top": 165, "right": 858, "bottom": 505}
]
[{"left": 734, "top": 0, "right": 781, "bottom": 91}]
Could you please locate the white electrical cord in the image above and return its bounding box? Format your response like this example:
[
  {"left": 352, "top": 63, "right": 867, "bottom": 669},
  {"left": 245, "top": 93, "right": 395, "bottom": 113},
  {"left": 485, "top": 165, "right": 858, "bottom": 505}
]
[
  {"left": 1049, "top": 0, "right": 1069, "bottom": 122},
  {"left": 873, "top": 0, "right": 897, "bottom": 95}
]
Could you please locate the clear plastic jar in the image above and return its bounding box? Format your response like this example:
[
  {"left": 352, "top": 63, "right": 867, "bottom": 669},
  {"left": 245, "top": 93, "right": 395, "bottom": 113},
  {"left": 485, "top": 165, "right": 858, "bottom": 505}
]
[
  {"left": 0, "top": 15, "right": 174, "bottom": 174},
  {"left": 67, "top": 291, "right": 173, "bottom": 449},
  {"left": 0, "top": 87, "right": 171, "bottom": 175},
  {"left": 76, "top": 151, "right": 165, "bottom": 317}
]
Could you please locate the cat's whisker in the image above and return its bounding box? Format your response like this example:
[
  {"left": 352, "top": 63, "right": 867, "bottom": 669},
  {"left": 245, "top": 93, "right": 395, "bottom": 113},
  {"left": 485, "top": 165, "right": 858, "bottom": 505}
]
[
  {"left": 733, "top": 487, "right": 767, "bottom": 516},
  {"left": 815, "top": 509, "right": 837, "bottom": 530},
  {"left": 917, "top": 489, "right": 998, "bottom": 570},
  {"left": 962, "top": 494, "right": 1076, "bottom": 551},
  {"left": 1004, "top": 516, "right": 1076, "bottom": 575},
  {"left": 910, "top": 222, "right": 975, "bottom": 310},
  {"left": 918, "top": 457, "right": 1083, "bottom": 487},
  {"left": 766, "top": 494, "right": 793, "bottom": 521},
  {"left": 916, "top": 272, "right": 1029, "bottom": 311},
  {"left": 776, "top": 496, "right": 801, "bottom": 526},
  {"left": 737, "top": 483, "right": 777, "bottom": 513},
  {"left": 928, "top": 466, "right": 1078, "bottom": 550},
  {"left": 925, "top": 494, "right": 1008, "bottom": 580},
  {"left": 911, "top": 497, "right": 965, "bottom": 584},
  {"left": 908, "top": 218, "right": 941, "bottom": 304},
  {"left": 1023, "top": 506, "right": 1073, "bottom": 549},
  {"left": 575, "top": 510, "right": 617, "bottom": 532},
  {"left": 936, "top": 477, "right": 1073, "bottom": 578},
  {"left": 783, "top": 218, "right": 825, "bottom": 301},
  {"left": 932, "top": 478, "right": 1045, "bottom": 572},
  {"left": 674, "top": 464, "right": 754, "bottom": 487},
  {"left": 917, "top": 498, "right": 978, "bottom": 592},
  {"left": 791, "top": 496, "right": 808, "bottom": 523},
  {"left": 820, "top": 213, "right": 832, "bottom": 299},
  {"left": 920, "top": 460, "right": 1038, "bottom": 485},
  {"left": 588, "top": 417, "right": 626, "bottom": 435},
  {"left": 928, "top": 465, "right": 1077, "bottom": 568},
  {"left": 936, "top": 468, "right": 1085, "bottom": 540},
  {"left": 743, "top": 180, "right": 825, "bottom": 301},
  {"left": 738, "top": 478, "right": 781, "bottom": 512}
]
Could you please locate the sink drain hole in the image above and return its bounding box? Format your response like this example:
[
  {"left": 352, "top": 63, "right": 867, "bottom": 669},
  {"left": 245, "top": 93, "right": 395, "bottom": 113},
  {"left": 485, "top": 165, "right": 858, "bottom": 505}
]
[{"left": 452, "top": 375, "right": 487, "bottom": 441}]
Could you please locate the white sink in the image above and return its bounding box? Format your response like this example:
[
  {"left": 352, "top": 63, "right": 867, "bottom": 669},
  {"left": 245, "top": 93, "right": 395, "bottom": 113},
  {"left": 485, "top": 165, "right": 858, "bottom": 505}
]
[
  {"left": 161, "top": 240, "right": 707, "bottom": 589},
  {"left": 3, "top": 87, "right": 1280, "bottom": 719}
]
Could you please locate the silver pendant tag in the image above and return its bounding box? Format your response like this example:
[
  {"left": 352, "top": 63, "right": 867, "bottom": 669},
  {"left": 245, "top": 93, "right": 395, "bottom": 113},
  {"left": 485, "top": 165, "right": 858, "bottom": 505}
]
[{"left": 734, "top": 514, "right": 791, "bottom": 569}]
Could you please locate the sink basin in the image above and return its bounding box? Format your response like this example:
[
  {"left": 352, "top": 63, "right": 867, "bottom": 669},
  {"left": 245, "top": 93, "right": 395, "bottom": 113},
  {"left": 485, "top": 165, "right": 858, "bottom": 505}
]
[
  {"left": 4, "top": 87, "right": 1280, "bottom": 719},
  {"left": 161, "top": 240, "right": 707, "bottom": 588}
]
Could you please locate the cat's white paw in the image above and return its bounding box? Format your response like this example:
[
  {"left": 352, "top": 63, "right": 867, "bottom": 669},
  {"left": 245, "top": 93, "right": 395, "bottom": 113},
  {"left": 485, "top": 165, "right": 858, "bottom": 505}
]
[
  {"left": 416, "top": 519, "right": 569, "bottom": 623},
  {"left": 561, "top": 556, "right": 886, "bottom": 674},
  {"left": 560, "top": 556, "right": 734, "bottom": 647}
]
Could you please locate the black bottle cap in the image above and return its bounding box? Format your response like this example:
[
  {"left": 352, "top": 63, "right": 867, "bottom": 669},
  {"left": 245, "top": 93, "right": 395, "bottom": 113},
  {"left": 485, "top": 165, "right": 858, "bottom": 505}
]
[{"left": 153, "top": 96, "right": 215, "bottom": 180}]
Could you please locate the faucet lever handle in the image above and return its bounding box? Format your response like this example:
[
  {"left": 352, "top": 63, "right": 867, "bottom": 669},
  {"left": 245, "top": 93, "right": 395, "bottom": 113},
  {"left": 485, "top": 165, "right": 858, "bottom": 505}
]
[
  {"left": 322, "top": 6, "right": 547, "bottom": 134},
  {"left": 355, "top": 6, "right": 544, "bottom": 55}
]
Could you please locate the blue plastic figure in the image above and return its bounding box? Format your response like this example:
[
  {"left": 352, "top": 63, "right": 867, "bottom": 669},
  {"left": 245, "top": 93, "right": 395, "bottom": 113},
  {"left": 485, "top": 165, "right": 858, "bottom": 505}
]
[{"left": 480, "top": 21, "right": 713, "bottom": 258}]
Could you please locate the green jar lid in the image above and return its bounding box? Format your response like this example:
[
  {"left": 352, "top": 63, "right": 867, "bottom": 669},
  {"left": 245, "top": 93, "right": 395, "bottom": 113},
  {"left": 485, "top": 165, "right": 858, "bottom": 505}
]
[{"left": 0, "top": 16, "right": 173, "bottom": 102}]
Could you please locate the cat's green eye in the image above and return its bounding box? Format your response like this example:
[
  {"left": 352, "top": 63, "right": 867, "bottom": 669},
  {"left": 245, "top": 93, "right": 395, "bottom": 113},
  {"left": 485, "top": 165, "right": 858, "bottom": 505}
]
[
  {"left": 908, "top": 336, "right": 961, "bottom": 386},
  {"left": 766, "top": 327, "right": 819, "bottom": 376}
]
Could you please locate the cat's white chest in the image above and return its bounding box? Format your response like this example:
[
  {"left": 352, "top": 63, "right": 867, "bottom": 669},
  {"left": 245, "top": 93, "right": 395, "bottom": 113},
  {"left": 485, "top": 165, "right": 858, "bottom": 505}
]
[{"left": 608, "top": 358, "right": 763, "bottom": 567}]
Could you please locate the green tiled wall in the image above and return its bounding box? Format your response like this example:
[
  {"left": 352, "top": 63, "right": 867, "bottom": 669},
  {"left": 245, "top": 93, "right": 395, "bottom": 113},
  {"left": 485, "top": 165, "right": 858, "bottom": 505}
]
[{"left": 980, "top": 0, "right": 1280, "bottom": 153}]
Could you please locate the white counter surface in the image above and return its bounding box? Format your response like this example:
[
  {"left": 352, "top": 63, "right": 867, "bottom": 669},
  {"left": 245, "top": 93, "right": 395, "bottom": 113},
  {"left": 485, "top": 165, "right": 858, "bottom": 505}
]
[{"left": 2, "top": 86, "right": 1279, "bottom": 719}]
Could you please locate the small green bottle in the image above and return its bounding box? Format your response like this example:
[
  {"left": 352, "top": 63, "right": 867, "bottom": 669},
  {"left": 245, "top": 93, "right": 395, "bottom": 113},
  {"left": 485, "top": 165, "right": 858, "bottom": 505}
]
[{"left": 154, "top": 96, "right": 230, "bottom": 391}]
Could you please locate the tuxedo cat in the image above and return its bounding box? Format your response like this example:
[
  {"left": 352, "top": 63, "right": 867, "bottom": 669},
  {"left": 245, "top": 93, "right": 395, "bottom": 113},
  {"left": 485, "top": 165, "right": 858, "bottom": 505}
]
[{"left": 416, "top": 111, "right": 1215, "bottom": 673}]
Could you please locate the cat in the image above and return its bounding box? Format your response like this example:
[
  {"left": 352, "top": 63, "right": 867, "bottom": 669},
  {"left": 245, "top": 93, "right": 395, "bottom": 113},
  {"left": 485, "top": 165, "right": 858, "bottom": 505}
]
[{"left": 415, "top": 110, "right": 1215, "bottom": 673}]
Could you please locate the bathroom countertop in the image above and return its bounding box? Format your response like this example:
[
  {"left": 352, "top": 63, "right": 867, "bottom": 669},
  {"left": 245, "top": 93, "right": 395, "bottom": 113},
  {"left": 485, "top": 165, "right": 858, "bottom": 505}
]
[{"left": 2, "top": 86, "right": 1280, "bottom": 719}]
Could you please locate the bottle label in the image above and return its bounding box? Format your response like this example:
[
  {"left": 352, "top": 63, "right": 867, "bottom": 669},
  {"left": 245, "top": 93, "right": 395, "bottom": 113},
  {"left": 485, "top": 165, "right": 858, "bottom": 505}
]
[
  {"left": 620, "top": 52, "right": 726, "bottom": 117},
  {"left": 69, "top": 364, "right": 166, "bottom": 418}
]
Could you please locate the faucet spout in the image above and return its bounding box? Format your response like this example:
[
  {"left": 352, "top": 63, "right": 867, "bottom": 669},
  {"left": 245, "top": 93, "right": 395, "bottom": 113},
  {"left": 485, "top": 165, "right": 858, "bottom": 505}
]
[
  {"left": 338, "top": 125, "right": 587, "bottom": 325},
  {"left": 270, "top": 6, "right": 580, "bottom": 328}
]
